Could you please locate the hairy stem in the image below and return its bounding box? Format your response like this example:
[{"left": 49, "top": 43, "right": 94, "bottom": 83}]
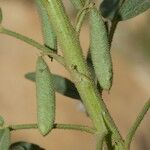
[
  {"left": 0, "top": 27, "right": 64, "bottom": 66},
  {"left": 42, "top": 0, "right": 124, "bottom": 147},
  {"left": 9, "top": 123, "right": 96, "bottom": 134},
  {"left": 124, "top": 98, "right": 150, "bottom": 150}
]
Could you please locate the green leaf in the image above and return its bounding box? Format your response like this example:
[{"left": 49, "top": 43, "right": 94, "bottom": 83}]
[
  {"left": 119, "top": 0, "right": 150, "bottom": 20},
  {"left": 25, "top": 72, "right": 80, "bottom": 100},
  {"left": 99, "top": 0, "right": 120, "bottom": 20},
  {"left": 0, "top": 8, "right": 2, "bottom": 24},
  {"left": 0, "top": 128, "right": 10, "bottom": 150},
  {"left": 9, "top": 141, "right": 45, "bottom": 150}
]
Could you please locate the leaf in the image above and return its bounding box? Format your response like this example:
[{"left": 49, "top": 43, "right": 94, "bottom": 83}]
[
  {"left": 25, "top": 72, "right": 80, "bottom": 100},
  {"left": 0, "top": 8, "right": 2, "bottom": 24},
  {"left": 119, "top": 0, "right": 150, "bottom": 20},
  {"left": 99, "top": 0, "right": 120, "bottom": 20},
  {"left": 9, "top": 141, "right": 45, "bottom": 150},
  {"left": 0, "top": 128, "right": 10, "bottom": 150}
]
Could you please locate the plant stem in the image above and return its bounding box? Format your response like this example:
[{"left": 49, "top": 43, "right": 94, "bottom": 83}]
[
  {"left": 75, "top": 0, "right": 91, "bottom": 33},
  {"left": 42, "top": 0, "right": 124, "bottom": 146},
  {"left": 54, "top": 124, "right": 96, "bottom": 134},
  {"left": 124, "top": 98, "right": 150, "bottom": 150},
  {"left": 96, "top": 132, "right": 107, "bottom": 150},
  {"left": 9, "top": 124, "right": 38, "bottom": 131},
  {"left": 0, "top": 27, "right": 64, "bottom": 66},
  {"left": 108, "top": 0, "right": 126, "bottom": 46},
  {"left": 108, "top": 20, "right": 118, "bottom": 46},
  {"left": 9, "top": 123, "right": 96, "bottom": 134}
]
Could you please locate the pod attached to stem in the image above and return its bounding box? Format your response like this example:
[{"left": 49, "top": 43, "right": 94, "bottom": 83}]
[
  {"left": 36, "top": 56, "right": 55, "bottom": 136},
  {"left": 89, "top": 7, "right": 113, "bottom": 90},
  {"left": 36, "top": 0, "right": 57, "bottom": 52}
]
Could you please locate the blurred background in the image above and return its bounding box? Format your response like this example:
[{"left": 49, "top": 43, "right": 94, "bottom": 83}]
[{"left": 0, "top": 0, "right": 149, "bottom": 149}]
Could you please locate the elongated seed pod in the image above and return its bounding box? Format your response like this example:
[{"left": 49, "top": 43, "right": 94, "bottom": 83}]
[
  {"left": 89, "top": 7, "right": 113, "bottom": 90},
  {"left": 36, "top": 0, "right": 57, "bottom": 51},
  {"left": 69, "top": 0, "right": 86, "bottom": 10},
  {"left": 36, "top": 57, "right": 55, "bottom": 136}
]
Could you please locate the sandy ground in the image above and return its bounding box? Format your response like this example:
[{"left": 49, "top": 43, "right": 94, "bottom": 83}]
[{"left": 0, "top": 0, "right": 149, "bottom": 150}]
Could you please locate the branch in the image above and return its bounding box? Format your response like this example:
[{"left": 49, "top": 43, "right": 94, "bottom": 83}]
[
  {"left": 124, "top": 98, "right": 150, "bottom": 150},
  {"left": 0, "top": 27, "right": 65, "bottom": 66},
  {"left": 9, "top": 123, "right": 96, "bottom": 134}
]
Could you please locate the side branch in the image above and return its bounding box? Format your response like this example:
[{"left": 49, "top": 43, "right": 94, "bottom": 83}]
[
  {"left": 125, "top": 98, "right": 150, "bottom": 150},
  {"left": 0, "top": 27, "right": 65, "bottom": 66},
  {"left": 9, "top": 123, "right": 96, "bottom": 134}
]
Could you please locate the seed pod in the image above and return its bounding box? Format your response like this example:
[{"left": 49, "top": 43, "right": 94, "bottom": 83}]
[
  {"left": 89, "top": 7, "right": 113, "bottom": 90},
  {"left": 69, "top": 0, "right": 86, "bottom": 10},
  {"left": 36, "top": 57, "right": 55, "bottom": 136},
  {"left": 36, "top": 0, "right": 57, "bottom": 51}
]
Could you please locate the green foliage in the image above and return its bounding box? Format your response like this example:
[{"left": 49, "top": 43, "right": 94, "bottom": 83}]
[
  {"left": 100, "top": 0, "right": 120, "bottom": 20},
  {"left": 90, "top": 7, "right": 112, "bottom": 90},
  {"left": 36, "top": 57, "right": 55, "bottom": 136},
  {"left": 0, "top": 8, "right": 2, "bottom": 24},
  {"left": 36, "top": 0, "right": 57, "bottom": 51},
  {"left": 25, "top": 72, "right": 80, "bottom": 100},
  {"left": 119, "top": 0, "right": 150, "bottom": 20},
  {"left": 9, "top": 141, "right": 44, "bottom": 150},
  {"left": 0, "top": 128, "right": 10, "bottom": 150},
  {"left": 100, "top": 0, "right": 150, "bottom": 21}
]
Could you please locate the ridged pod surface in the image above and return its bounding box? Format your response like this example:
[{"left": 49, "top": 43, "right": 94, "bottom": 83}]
[
  {"left": 36, "top": 57, "right": 55, "bottom": 136},
  {"left": 90, "top": 7, "right": 112, "bottom": 90},
  {"left": 36, "top": 0, "right": 57, "bottom": 51}
]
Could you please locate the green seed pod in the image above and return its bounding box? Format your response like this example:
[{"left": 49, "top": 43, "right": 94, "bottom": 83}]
[
  {"left": 36, "top": 57, "right": 55, "bottom": 136},
  {"left": 0, "top": 8, "right": 2, "bottom": 24},
  {"left": 0, "top": 116, "right": 4, "bottom": 127},
  {"left": 69, "top": 0, "right": 86, "bottom": 10},
  {"left": 36, "top": 0, "right": 57, "bottom": 51},
  {"left": 89, "top": 7, "right": 113, "bottom": 90}
]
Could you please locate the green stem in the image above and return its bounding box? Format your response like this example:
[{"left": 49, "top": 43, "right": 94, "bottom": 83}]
[
  {"left": 9, "top": 123, "right": 96, "bottom": 134},
  {"left": 9, "top": 124, "right": 38, "bottom": 131},
  {"left": 42, "top": 0, "right": 124, "bottom": 146},
  {"left": 75, "top": 0, "right": 91, "bottom": 33},
  {"left": 108, "top": 0, "right": 126, "bottom": 46},
  {"left": 96, "top": 132, "right": 107, "bottom": 150},
  {"left": 0, "top": 27, "right": 64, "bottom": 66},
  {"left": 54, "top": 124, "right": 96, "bottom": 134},
  {"left": 124, "top": 98, "right": 150, "bottom": 150},
  {"left": 108, "top": 20, "right": 118, "bottom": 46}
]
